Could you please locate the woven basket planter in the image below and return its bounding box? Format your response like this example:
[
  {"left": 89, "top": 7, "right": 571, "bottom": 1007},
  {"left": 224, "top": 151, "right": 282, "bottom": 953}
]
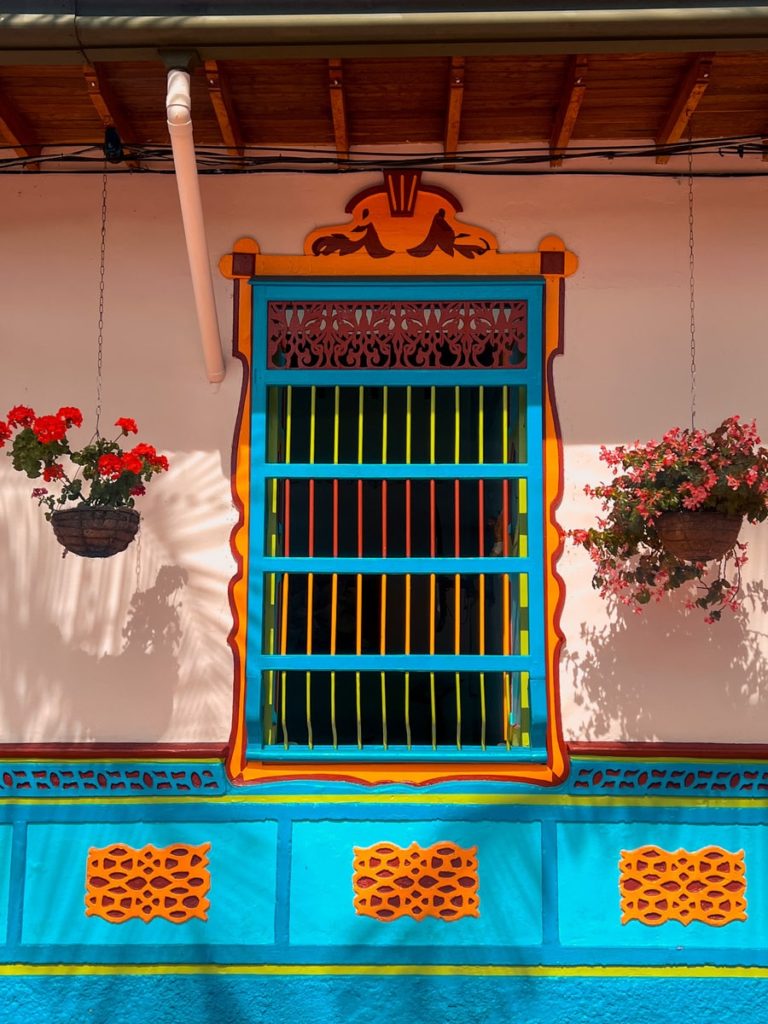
[
  {"left": 50, "top": 507, "right": 140, "bottom": 558},
  {"left": 656, "top": 511, "right": 742, "bottom": 562}
]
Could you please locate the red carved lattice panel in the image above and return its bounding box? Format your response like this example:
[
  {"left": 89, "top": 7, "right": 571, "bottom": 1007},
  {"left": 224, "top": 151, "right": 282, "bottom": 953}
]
[
  {"left": 267, "top": 301, "right": 527, "bottom": 369},
  {"left": 85, "top": 843, "right": 211, "bottom": 924},
  {"left": 353, "top": 841, "right": 480, "bottom": 921},
  {"left": 619, "top": 845, "right": 747, "bottom": 926}
]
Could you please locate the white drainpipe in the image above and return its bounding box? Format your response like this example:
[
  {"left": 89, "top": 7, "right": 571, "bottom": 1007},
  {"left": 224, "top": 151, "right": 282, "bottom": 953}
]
[{"left": 166, "top": 67, "right": 226, "bottom": 384}]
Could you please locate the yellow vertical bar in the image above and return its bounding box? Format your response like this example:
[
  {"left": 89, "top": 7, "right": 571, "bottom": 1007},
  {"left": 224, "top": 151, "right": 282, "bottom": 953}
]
[
  {"left": 281, "top": 388, "right": 293, "bottom": 751},
  {"left": 381, "top": 386, "right": 388, "bottom": 748},
  {"left": 503, "top": 574, "right": 511, "bottom": 750},
  {"left": 356, "top": 385, "right": 364, "bottom": 750},
  {"left": 454, "top": 380, "right": 460, "bottom": 749},
  {"left": 285, "top": 386, "right": 293, "bottom": 464},
  {"left": 479, "top": 572, "right": 486, "bottom": 751},
  {"left": 280, "top": 575, "right": 290, "bottom": 750},
  {"left": 429, "top": 385, "right": 436, "bottom": 750},
  {"left": 305, "top": 386, "right": 316, "bottom": 750},
  {"left": 309, "top": 385, "right": 316, "bottom": 463},
  {"left": 430, "top": 385, "right": 436, "bottom": 462},
  {"left": 331, "top": 385, "right": 340, "bottom": 748},
  {"left": 405, "top": 385, "right": 412, "bottom": 749},
  {"left": 502, "top": 386, "right": 508, "bottom": 466},
  {"left": 501, "top": 385, "right": 511, "bottom": 748}
]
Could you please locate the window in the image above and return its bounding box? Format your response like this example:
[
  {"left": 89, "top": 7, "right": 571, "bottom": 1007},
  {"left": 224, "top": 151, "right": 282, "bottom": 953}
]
[{"left": 245, "top": 281, "right": 548, "bottom": 766}]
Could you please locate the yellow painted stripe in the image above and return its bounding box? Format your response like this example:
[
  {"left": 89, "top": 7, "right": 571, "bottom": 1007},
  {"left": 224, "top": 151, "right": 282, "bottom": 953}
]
[
  {"left": 1, "top": 963, "right": 768, "bottom": 979},
  {"left": 2, "top": 793, "right": 768, "bottom": 809}
]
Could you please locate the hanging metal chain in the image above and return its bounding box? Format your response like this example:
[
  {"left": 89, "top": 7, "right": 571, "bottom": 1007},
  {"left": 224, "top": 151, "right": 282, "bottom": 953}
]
[
  {"left": 687, "top": 148, "right": 697, "bottom": 432},
  {"left": 135, "top": 528, "right": 142, "bottom": 593},
  {"left": 95, "top": 169, "right": 108, "bottom": 438}
]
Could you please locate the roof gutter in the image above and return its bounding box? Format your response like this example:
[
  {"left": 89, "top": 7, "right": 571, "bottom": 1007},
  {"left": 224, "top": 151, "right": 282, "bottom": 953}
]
[{"left": 5, "top": 7, "right": 768, "bottom": 61}]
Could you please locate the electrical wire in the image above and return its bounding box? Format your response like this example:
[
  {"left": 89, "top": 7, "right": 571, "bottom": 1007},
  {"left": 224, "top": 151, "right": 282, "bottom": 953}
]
[{"left": 1, "top": 134, "right": 768, "bottom": 175}]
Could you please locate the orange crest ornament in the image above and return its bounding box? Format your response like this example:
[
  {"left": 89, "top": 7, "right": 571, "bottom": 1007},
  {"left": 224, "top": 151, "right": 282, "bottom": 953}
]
[{"left": 305, "top": 170, "right": 498, "bottom": 261}]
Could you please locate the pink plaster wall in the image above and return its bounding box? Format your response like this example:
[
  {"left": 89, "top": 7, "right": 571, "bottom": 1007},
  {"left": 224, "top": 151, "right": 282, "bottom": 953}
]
[{"left": 1, "top": 169, "right": 767, "bottom": 744}]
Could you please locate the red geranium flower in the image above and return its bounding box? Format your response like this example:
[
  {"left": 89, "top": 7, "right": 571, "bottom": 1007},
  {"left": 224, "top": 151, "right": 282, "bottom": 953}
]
[
  {"left": 31, "top": 488, "right": 48, "bottom": 498},
  {"left": 7, "top": 405, "right": 35, "bottom": 428},
  {"left": 57, "top": 406, "right": 83, "bottom": 428},
  {"left": 115, "top": 417, "right": 138, "bottom": 435},
  {"left": 121, "top": 452, "right": 143, "bottom": 475},
  {"left": 152, "top": 454, "right": 169, "bottom": 472},
  {"left": 33, "top": 415, "right": 67, "bottom": 445},
  {"left": 130, "top": 485, "right": 146, "bottom": 497},
  {"left": 97, "top": 453, "right": 123, "bottom": 480},
  {"left": 42, "top": 464, "right": 64, "bottom": 482},
  {"left": 0, "top": 421, "right": 11, "bottom": 448},
  {"left": 131, "top": 442, "right": 157, "bottom": 460}
]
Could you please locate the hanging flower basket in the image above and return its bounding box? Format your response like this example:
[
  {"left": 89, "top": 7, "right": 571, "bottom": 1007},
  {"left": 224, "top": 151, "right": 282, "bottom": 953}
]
[
  {"left": 656, "top": 511, "right": 742, "bottom": 563},
  {"left": 50, "top": 506, "right": 140, "bottom": 558},
  {"left": 571, "top": 417, "right": 768, "bottom": 621},
  {"left": 1, "top": 404, "right": 169, "bottom": 560}
]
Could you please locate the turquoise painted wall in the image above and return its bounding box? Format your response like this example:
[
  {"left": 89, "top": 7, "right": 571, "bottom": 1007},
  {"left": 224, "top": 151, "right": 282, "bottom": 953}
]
[{"left": 2, "top": 757, "right": 768, "bottom": 1023}]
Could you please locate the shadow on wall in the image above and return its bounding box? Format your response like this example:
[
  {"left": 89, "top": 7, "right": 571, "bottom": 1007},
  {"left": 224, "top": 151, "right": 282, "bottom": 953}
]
[
  {"left": 563, "top": 581, "right": 768, "bottom": 742},
  {"left": 0, "top": 467, "right": 233, "bottom": 742}
]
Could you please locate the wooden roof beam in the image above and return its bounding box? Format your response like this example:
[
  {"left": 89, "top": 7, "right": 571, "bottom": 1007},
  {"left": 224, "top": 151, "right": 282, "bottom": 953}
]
[
  {"left": 444, "top": 56, "right": 465, "bottom": 167},
  {"left": 549, "top": 55, "right": 588, "bottom": 168},
  {"left": 204, "top": 59, "right": 244, "bottom": 159},
  {"left": 0, "top": 87, "right": 41, "bottom": 170},
  {"left": 655, "top": 53, "right": 713, "bottom": 165},
  {"left": 328, "top": 58, "right": 349, "bottom": 162},
  {"left": 83, "top": 63, "right": 139, "bottom": 168}
]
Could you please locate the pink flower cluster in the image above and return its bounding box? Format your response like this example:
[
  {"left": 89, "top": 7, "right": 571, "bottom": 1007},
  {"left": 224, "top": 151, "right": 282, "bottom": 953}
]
[{"left": 571, "top": 416, "right": 768, "bottom": 622}]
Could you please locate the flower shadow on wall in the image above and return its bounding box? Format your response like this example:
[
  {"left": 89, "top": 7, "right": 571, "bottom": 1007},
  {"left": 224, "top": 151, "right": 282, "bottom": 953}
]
[
  {"left": 0, "top": 447, "right": 234, "bottom": 742},
  {"left": 562, "top": 580, "right": 768, "bottom": 741}
]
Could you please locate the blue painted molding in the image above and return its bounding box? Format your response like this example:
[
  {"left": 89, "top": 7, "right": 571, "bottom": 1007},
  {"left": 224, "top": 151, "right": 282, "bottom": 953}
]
[
  {"left": 2, "top": 757, "right": 768, "bottom": 800},
  {"left": 0, "top": 762, "right": 227, "bottom": 799}
]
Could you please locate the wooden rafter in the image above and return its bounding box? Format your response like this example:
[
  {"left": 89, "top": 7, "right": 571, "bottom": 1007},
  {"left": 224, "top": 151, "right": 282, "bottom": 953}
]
[
  {"left": 0, "top": 87, "right": 41, "bottom": 169},
  {"left": 444, "top": 56, "right": 465, "bottom": 165},
  {"left": 549, "top": 55, "right": 588, "bottom": 168},
  {"left": 655, "top": 54, "right": 714, "bottom": 165},
  {"left": 204, "top": 59, "right": 244, "bottom": 159},
  {"left": 328, "top": 58, "right": 349, "bottom": 162},
  {"left": 83, "top": 63, "right": 139, "bottom": 169}
]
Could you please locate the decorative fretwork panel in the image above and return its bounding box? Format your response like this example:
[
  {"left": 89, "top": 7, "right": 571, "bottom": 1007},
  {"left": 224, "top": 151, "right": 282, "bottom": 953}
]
[
  {"left": 267, "top": 301, "right": 527, "bottom": 369},
  {"left": 619, "top": 845, "right": 747, "bottom": 926},
  {"left": 85, "top": 843, "right": 211, "bottom": 924},
  {"left": 353, "top": 841, "right": 480, "bottom": 921}
]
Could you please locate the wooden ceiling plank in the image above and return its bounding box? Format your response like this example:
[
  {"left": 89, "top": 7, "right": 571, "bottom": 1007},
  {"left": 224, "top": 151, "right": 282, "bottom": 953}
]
[
  {"left": 328, "top": 58, "right": 349, "bottom": 161},
  {"left": 204, "top": 59, "right": 244, "bottom": 158},
  {"left": 655, "top": 53, "right": 714, "bottom": 165},
  {"left": 0, "top": 87, "right": 41, "bottom": 169},
  {"left": 444, "top": 56, "right": 465, "bottom": 166},
  {"left": 549, "top": 55, "right": 588, "bottom": 167}
]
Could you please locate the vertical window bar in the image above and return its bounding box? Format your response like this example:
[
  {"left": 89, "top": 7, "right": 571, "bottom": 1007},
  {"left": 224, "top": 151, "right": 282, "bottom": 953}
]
[
  {"left": 356, "top": 385, "right": 364, "bottom": 750},
  {"left": 280, "top": 390, "right": 292, "bottom": 750},
  {"left": 305, "top": 386, "right": 316, "bottom": 750},
  {"left": 502, "top": 385, "right": 512, "bottom": 749},
  {"left": 405, "top": 386, "right": 412, "bottom": 750},
  {"left": 381, "top": 386, "right": 388, "bottom": 749},
  {"left": 330, "top": 385, "right": 340, "bottom": 748},
  {"left": 454, "top": 384, "right": 462, "bottom": 750},
  {"left": 478, "top": 497, "right": 487, "bottom": 750},
  {"left": 429, "top": 385, "right": 437, "bottom": 750}
]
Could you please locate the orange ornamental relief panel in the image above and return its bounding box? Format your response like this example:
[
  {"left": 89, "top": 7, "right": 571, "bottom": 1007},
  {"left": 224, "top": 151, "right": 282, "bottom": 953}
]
[
  {"left": 619, "top": 845, "right": 747, "bottom": 927},
  {"left": 85, "top": 843, "right": 211, "bottom": 924},
  {"left": 353, "top": 842, "right": 479, "bottom": 922}
]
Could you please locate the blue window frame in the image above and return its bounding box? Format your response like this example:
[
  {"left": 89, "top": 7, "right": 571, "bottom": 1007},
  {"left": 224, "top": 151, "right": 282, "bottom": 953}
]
[{"left": 246, "top": 279, "right": 547, "bottom": 764}]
